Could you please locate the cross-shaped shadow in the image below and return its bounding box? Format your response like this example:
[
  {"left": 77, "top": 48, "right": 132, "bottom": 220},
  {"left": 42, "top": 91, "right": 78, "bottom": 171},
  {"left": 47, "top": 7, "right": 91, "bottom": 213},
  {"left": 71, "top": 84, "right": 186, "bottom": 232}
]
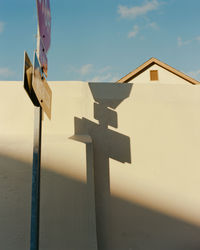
[{"left": 73, "top": 82, "right": 133, "bottom": 249}]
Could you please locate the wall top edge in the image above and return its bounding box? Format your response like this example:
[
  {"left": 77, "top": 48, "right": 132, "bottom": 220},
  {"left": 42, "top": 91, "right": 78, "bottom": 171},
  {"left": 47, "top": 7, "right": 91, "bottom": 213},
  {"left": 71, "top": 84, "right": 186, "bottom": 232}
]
[{"left": 1, "top": 81, "right": 200, "bottom": 87}]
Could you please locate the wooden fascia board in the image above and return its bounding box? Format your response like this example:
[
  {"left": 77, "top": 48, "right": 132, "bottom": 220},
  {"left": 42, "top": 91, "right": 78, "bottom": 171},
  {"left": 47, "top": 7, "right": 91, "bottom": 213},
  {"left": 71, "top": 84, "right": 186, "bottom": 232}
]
[
  {"left": 117, "top": 58, "right": 200, "bottom": 85},
  {"left": 117, "top": 58, "right": 155, "bottom": 83}
]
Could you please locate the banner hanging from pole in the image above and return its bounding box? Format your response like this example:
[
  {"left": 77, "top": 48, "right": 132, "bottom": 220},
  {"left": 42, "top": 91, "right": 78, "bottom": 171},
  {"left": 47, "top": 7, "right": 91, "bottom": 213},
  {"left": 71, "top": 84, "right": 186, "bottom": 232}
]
[
  {"left": 36, "top": 0, "right": 51, "bottom": 53},
  {"left": 36, "top": 0, "right": 51, "bottom": 75},
  {"left": 38, "top": 38, "right": 48, "bottom": 76}
]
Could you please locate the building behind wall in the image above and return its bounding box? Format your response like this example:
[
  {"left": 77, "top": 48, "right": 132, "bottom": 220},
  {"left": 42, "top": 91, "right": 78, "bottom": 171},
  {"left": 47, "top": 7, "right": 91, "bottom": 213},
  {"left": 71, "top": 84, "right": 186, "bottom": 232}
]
[{"left": 118, "top": 57, "right": 200, "bottom": 85}]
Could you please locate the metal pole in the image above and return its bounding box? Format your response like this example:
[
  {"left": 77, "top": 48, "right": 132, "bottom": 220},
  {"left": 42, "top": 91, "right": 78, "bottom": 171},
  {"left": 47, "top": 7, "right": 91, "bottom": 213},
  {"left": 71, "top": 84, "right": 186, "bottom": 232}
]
[
  {"left": 30, "top": 106, "right": 42, "bottom": 250},
  {"left": 30, "top": 27, "right": 42, "bottom": 250}
]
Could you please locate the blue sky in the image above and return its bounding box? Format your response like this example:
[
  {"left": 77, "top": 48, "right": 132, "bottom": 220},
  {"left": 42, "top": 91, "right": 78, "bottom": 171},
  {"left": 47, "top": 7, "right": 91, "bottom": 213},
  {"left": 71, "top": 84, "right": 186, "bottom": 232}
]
[{"left": 1, "top": 0, "right": 200, "bottom": 82}]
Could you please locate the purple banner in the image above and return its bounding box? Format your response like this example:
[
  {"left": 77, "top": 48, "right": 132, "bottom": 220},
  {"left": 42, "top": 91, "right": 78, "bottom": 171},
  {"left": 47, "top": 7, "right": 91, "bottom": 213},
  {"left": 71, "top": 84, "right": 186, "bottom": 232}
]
[
  {"left": 39, "top": 39, "right": 48, "bottom": 76},
  {"left": 36, "top": 0, "right": 51, "bottom": 52}
]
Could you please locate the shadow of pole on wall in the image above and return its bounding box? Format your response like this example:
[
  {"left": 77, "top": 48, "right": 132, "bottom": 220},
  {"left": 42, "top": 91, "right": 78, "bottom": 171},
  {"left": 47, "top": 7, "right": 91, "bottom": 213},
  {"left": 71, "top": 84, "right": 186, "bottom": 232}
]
[{"left": 72, "top": 82, "right": 133, "bottom": 249}]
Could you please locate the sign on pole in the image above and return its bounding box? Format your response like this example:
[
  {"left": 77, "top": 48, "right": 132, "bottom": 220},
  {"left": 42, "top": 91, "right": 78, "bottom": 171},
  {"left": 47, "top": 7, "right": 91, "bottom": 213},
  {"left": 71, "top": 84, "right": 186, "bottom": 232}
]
[
  {"left": 28, "top": 1, "right": 52, "bottom": 250},
  {"left": 36, "top": 0, "right": 51, "bottom": 53},
  {"left": 23, "top": 51, "right": 40, "bottom": 106},
  {"left": 32, "top": 52, "right": 52, "bottom": 120}
]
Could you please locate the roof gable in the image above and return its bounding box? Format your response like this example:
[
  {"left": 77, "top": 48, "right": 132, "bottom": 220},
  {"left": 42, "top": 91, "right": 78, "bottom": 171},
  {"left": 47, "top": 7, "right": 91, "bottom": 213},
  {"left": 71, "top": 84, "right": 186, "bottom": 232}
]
[{"left": 118, "top": 58, "right": 200, "bottom": 85}]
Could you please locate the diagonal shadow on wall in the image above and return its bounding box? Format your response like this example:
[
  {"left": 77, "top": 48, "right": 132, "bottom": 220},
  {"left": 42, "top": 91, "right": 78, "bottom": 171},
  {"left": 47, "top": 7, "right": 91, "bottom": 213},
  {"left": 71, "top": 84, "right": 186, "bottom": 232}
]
[{"left": 0, "top": 154, "right": 200, "bottom": 250}]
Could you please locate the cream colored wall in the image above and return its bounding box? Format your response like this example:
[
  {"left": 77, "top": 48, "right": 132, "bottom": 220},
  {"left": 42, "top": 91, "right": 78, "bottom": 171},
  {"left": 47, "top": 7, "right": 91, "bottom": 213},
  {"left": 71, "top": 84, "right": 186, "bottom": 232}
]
[
  {"left": 129, "top": 64, "right": 190, "bottom": 84},
  {"left": 0, "top": 81, "right": 200, "bottom": 250},
  {"left": 0, "top": 81, "right": 97, "bottom": 250}
]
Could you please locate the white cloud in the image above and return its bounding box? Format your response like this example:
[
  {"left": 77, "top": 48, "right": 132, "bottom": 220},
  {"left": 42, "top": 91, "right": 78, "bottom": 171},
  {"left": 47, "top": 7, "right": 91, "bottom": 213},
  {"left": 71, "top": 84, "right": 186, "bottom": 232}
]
[
  {"left": 91, "top": 73, "right": 119, "bottom": 82},
  {"left": 178, "top": 36, "right": 200, "bottom": 47},
  {"left": 118, "top": 0, "right": 161, "bottom": 19},
  {"left": 0, "top": 68, "right": 14, "bottom": 77},
  {"left": 66, "top": 64, "right": 119, "bottom": 82},
  {"left": 67, "top": 64, "right": 93, "bottom": 75},
  {"left": 98, "top": 66, "right": 112, "bottom": 74},
  {"left": 196, "top": 36, "right": 200, "bottom": 42},
  {"left": 128, "top": 25, "right": 139, "bottom": 38},
  {"left": 148, "top": 22, "right": 159, "bottom": 30},
  {"left": 90, "top": 66, "right": 119, "bottom": 82},
  {"left": 79, "top": 64, "right": 93, "bottom": 75},
  {"left": 177, "top": 37, "right": 192, "bottom": 47},
  {"left": 0, "top": 22, "right": 4, "bottom": 34},
  {"left": 91, "top": 73, "right": 113, "bottom": 82},
  {"left": 188, "top": 69, "right": 200, "bottom": 80}
]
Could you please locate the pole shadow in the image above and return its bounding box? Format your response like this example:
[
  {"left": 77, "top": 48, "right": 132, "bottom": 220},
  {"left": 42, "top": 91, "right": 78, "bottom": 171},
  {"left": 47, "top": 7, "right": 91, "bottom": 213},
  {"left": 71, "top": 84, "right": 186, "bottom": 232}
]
[{"left": 73, "top": 82, "right": 133, "bottom": 249}]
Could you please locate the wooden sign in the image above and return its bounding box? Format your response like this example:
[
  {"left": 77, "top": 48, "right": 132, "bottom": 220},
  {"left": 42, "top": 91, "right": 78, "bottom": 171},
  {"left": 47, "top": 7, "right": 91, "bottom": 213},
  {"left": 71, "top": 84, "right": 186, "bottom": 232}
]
[
  {"left": 32, "top": 52, "right": 52, "bottom": 119},
  {"left": 23, "top": 51, "right": 40, "bottom": 106}
]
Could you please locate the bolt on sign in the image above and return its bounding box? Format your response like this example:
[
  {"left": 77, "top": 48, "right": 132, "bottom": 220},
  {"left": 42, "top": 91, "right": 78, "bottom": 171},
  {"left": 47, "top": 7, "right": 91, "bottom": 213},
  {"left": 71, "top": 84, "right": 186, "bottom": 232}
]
[{"left": 32, "top": 52, "right": 52, "bottom": 120}]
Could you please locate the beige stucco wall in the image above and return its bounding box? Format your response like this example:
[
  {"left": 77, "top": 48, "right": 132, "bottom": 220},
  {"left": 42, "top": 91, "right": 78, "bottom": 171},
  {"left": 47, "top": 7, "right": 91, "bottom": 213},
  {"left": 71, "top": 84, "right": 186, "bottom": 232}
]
[
  {"left": 0, "top": 81, "right": 200, "bottom": 250},
  {"left": 129, "top": 64, "right": 190, "bottom": 84}
]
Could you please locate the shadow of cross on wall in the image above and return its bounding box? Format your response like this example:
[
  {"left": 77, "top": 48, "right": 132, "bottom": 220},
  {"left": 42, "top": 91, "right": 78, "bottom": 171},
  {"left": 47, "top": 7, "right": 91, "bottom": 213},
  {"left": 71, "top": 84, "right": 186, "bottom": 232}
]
[{"left": 73, "top": 82, "right": 133, "bottom": 250}]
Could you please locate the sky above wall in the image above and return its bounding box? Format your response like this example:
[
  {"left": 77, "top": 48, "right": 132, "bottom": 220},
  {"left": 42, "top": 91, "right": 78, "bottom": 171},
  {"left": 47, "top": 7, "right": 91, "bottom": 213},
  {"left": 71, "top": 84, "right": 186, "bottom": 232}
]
[{"left": 0, "top": 0, "right": 200, "bottom": 82}]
